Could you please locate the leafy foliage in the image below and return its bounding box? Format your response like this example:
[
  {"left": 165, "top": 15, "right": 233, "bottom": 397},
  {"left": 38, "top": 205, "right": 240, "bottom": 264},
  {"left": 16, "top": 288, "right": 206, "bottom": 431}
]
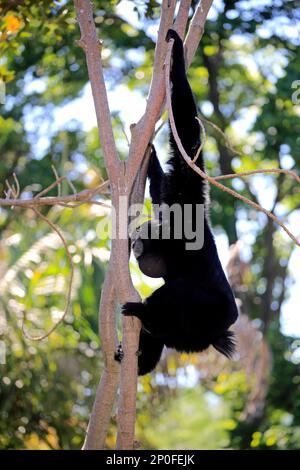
[{"left": 0, "top": 0, "right": 300, "bottom": 449}]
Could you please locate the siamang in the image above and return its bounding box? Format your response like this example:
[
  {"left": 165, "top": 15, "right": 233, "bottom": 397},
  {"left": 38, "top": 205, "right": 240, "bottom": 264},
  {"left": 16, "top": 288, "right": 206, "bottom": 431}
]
[{"left": 121, "top": 29, "right": 238, "bottom": 375}]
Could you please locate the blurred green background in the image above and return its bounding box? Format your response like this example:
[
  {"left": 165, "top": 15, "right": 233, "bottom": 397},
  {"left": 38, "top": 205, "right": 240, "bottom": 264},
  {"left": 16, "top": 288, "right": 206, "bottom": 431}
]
[{"left": 0, "top": 0, "right": 300, "bottom": 450}]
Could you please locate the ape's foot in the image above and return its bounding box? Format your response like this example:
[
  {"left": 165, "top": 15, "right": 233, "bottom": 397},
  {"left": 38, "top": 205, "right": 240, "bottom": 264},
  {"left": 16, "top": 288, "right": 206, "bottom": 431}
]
[{"left": 114, "top": 343, "right": 124, "bottom": 363}]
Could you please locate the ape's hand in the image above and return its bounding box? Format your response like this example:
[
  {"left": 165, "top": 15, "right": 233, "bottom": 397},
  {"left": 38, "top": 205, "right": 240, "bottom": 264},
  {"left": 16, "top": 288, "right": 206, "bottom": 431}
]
[
  {"left": 121, "top": 302, "right": 145, "bottom": 320},
  {"left": 166, "top": 28, "right": 180, "bottom": 43}
]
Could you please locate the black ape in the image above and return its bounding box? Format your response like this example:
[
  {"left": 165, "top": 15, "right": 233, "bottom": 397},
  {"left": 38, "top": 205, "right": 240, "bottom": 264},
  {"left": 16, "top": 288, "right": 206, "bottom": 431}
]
[{"left": 122, "top": 29, "right": 238, "bottom": 375}]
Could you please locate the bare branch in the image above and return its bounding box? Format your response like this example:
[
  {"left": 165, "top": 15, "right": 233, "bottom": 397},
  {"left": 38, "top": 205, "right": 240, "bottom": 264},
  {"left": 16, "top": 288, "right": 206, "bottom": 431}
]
[
  {"left": 193, "top": 116, "right": 206, "bottom": 162},
  {"left": 215, "top": 168, "right": 300, "bottom": 184},
  {"left": 185, "top": 0, "right": 214, "bottom": 68},
  {"left": 174, "top": 0, "right": 192, "bottom": 39},
  {"left": 192, "top": 117, "right": 300, "bottom": 187},
  {"left": 83, "top": 261, "right": 120, "bottom": 449},
  {"left": 51, "top": 165, "right": 62, "bottom": 197},
  {"left": 115, "top": 237, "right": 141, "bottom": 450},
  {"left": 0, "top": 180, "right": 110, "bottom": 208},
  {"left": 126, "top": 0, "right": 177, "bottom": 182},
  {"left": 12, "top": 173, "right": 20, "bottom": 197},
  {"left": 114, "top": 154, "right": 152, "bottom": 453},
  {"left": 34, "top": 176, "right": 67, "bottom": 199},
  {"left": 74, "top": 0, "right": 120, "bottom": 181}
]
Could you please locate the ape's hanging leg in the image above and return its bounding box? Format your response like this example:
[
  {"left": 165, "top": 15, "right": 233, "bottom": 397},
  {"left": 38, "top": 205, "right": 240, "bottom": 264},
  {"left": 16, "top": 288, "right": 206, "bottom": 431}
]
[{"left": 137, "top": 329, "right": 164, "bottom": 376}]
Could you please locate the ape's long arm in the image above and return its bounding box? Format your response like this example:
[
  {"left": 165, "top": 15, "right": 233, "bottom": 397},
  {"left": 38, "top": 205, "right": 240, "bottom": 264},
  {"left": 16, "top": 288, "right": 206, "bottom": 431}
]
[
  {"left": 148, "top": 145, "right": 164, "bottom": 206},
  {"left": 167, "top": 30, "right": 202, "bottom": 167}
]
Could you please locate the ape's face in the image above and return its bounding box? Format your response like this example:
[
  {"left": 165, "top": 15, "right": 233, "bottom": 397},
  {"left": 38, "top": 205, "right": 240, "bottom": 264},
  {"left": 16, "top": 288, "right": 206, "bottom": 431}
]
[{"left": 131, "top": 222, "right": 167, "bottom": 278}]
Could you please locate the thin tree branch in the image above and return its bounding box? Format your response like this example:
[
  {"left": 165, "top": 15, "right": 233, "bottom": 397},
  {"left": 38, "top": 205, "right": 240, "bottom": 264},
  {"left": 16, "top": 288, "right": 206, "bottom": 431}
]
[
  {"left": 174, "top": 0, "right": 192, "bottom": 39},
  {"left": 184, "top": 0, "right": 214, "bottom": 68},
  {"left": 74, "top": 0, "right": 121, "bottom": 182},
  {"left": 82, "top": 260, "right": 119, "bottom": 449},
  {"left": 126, "top": 0, "right": 177, "bottom": 182},
  {"left": 0, "top": 178, "right": 110, "bottom": 208},
  {"left": 215, "top": 168, "right": 300, "bottom": 184}
]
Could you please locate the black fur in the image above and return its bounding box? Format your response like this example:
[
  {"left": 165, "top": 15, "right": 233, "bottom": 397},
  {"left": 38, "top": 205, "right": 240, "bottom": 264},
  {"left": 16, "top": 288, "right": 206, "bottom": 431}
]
[{"left": 122, "top": 29, "right": 238, "bottom": 375}]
